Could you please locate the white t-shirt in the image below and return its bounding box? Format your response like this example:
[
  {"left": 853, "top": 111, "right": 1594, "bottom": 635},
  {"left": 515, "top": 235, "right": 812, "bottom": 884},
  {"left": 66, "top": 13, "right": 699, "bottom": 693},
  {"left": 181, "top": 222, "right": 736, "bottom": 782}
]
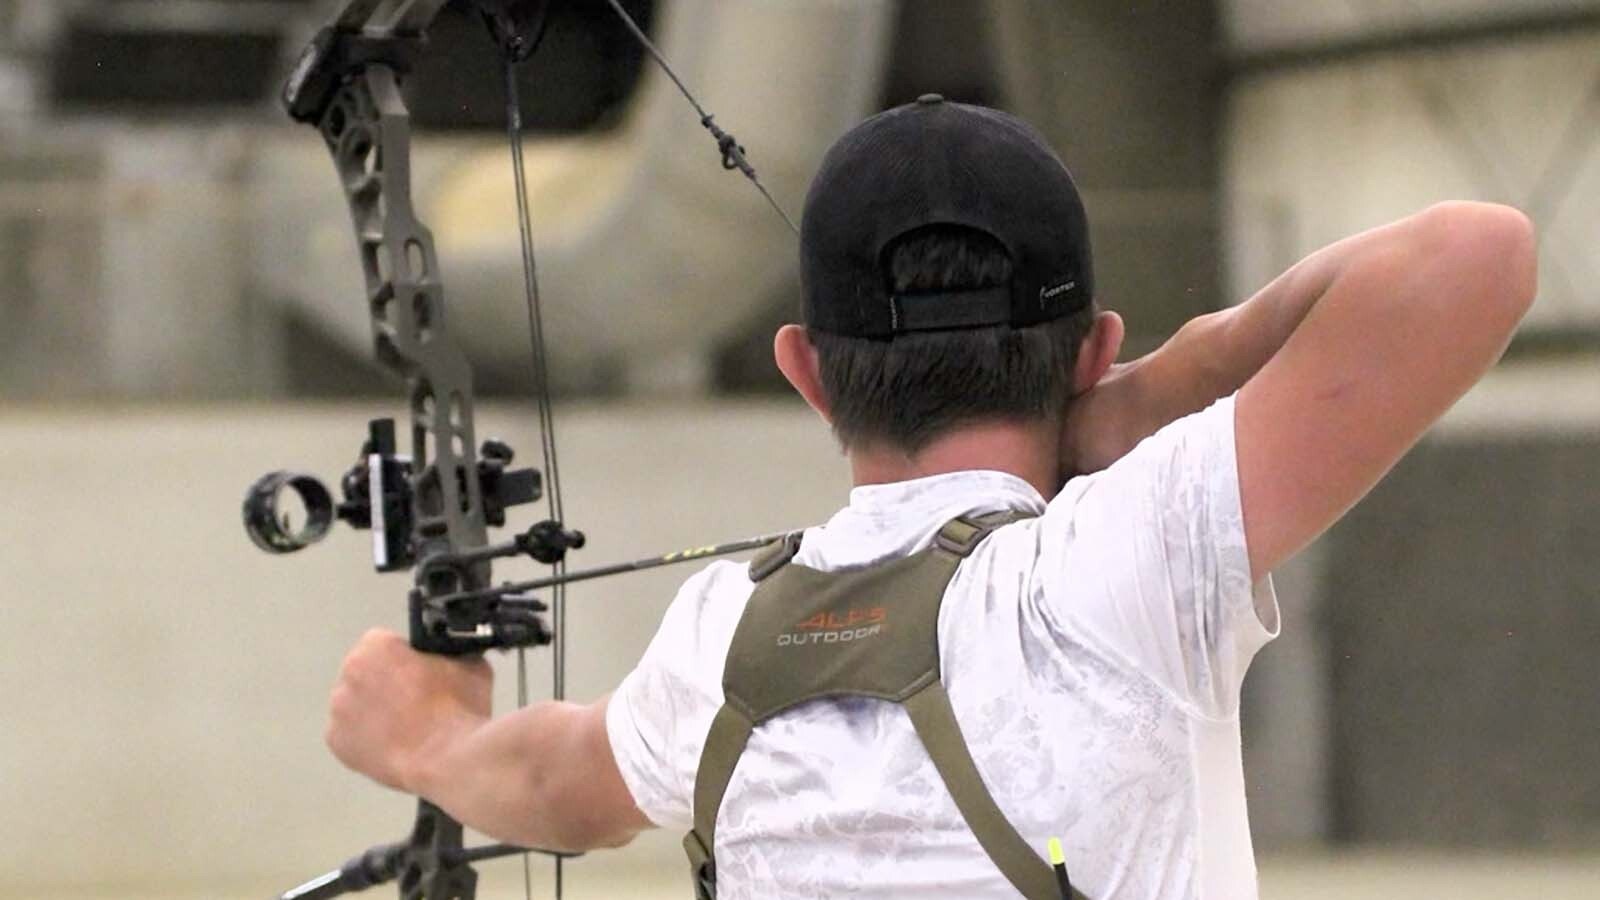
[{"left": 607, "top": 396, "right": 1279, "bottom": 899}]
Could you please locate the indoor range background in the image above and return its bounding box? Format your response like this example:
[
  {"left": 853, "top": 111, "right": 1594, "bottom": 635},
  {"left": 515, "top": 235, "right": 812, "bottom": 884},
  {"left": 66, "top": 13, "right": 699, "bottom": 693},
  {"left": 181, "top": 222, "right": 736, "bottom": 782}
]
[{"left": 1, "top": 1, "right": 1597, "bottom": 897}]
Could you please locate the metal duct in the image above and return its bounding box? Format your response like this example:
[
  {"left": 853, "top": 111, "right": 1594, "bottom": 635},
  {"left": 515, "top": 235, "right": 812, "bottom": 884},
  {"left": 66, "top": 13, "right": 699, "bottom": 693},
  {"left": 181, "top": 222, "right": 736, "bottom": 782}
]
[
  {"left": 251, "top": 0, "right": 896, "bottom": 393},
  {"left": 1223, "top": 0, "right": 1600, "bottom": 56}
]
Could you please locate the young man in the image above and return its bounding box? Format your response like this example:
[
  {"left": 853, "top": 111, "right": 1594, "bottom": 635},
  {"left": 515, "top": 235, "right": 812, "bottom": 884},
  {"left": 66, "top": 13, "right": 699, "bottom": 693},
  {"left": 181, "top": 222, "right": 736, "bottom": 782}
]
[{"left": 324, "top": 98, "right": 1536, "bottom": 898}]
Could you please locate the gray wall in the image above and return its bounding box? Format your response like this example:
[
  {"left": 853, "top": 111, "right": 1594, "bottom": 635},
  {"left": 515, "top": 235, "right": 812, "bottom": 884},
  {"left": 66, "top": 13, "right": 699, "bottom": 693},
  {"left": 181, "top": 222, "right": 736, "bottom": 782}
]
[
  {"left": 993, "top": 0, "right": 1224, "bottom": 342},
  {"left": 1326, "top": 436, "right": 1600, "bottom": 846},
  {"left": 1243, "top": 362, "right": 1600, "bottom": 848}
]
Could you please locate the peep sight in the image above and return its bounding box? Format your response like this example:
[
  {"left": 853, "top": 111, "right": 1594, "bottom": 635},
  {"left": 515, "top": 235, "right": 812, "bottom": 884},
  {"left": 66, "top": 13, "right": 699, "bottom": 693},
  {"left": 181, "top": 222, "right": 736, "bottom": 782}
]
[{"left": 242, "top": 471, "right": 335, "bottom": 554}]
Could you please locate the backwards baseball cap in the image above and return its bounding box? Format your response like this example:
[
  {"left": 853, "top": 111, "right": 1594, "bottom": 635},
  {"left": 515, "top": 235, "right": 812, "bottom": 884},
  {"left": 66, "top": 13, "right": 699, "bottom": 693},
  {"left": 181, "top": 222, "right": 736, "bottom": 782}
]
[{"left": 800, "top": 94, "right": 1093, "bottom": 338}]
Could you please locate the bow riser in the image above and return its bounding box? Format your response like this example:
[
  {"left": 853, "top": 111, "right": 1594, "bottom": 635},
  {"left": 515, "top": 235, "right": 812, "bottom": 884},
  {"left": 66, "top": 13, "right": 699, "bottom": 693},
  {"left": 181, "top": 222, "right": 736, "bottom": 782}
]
[
  {"left": 320, "top": 64, "right": 490, "bottom": 595},
  {"left": 310, "top": 56, "right": 498, "bottom": 900}
]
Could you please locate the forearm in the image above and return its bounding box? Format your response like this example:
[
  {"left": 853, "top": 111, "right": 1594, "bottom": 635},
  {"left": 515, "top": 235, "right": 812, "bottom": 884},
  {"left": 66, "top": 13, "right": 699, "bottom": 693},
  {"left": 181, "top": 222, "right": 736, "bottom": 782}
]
[
  {"left": 1205, "top": 215, "right": 1427, "bottom": 391},
  {"left": 1233, "top": 202, "right": 1534, "bottom": 576},
  {"left": 405, "top": 695, "right": 643, "bottom": 852},
  {"left": 1163, "top": 213, "right": 1435, "bottom": 398},
  {"left": 1121, "top": 209, "right": 1449, "bottom": 434},
  {"left": 1061, "top": 207, "right": 1470, "bottom": 477}
]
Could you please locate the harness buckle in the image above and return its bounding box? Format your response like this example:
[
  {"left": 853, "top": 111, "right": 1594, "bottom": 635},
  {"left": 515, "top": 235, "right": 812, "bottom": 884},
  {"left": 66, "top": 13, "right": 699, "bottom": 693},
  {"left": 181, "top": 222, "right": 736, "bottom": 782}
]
[
  {"left": 693, "top": 859, "right": 717, "bottom": 900},
  {"left": 934, "top": 516, "right": 992, "bottom": 557},
  {"left": 748, "top": 531, "right": 804, "bottom": 582}
]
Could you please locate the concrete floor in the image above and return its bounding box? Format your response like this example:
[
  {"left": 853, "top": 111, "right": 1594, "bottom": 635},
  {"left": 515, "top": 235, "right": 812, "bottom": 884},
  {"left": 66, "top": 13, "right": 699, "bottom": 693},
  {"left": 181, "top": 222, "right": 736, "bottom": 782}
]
[{"left": 20, "top": 852, "right": 1600, "bottom": 899}]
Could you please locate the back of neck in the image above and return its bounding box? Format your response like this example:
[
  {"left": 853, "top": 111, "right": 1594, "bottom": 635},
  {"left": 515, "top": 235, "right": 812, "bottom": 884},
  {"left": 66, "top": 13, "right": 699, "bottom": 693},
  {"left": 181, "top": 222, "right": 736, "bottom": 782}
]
[{"left": 848, "top": 420, "right": 1061, "bottom": 499}]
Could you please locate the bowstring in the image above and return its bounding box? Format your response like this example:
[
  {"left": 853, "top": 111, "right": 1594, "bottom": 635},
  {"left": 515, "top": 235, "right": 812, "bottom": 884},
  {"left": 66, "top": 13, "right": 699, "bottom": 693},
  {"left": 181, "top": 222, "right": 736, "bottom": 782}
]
[
  {"left": 602, "top": 0, "right": 801, "bottom": 237},
  {"left": 493, "top": 8, "right": 798, "bottom": 899},
  {"left": 503, "top": 58, "right": 567, "bottom": 900}
]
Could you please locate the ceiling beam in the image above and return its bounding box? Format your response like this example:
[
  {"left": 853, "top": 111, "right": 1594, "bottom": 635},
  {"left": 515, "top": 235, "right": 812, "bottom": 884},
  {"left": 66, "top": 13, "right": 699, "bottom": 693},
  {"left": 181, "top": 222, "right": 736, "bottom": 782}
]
[{"left": 1232, "top": 7, "right": 1600, "bottom": 78}]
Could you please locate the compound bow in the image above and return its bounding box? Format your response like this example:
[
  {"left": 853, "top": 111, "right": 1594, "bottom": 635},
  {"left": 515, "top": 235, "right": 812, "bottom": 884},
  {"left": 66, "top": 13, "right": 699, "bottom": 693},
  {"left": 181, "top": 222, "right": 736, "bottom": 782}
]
[{"left": 241, "top": 1, "right": 799, "bottom": 898}]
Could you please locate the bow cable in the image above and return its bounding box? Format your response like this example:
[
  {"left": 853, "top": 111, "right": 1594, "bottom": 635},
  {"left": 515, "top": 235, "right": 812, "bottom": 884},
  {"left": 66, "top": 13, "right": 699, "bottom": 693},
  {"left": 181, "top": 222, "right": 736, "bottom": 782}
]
[
  {"left": 503, "top": 57, "right": 568, "bottom": 900},
  {"left": 494, "top": 6, "right": 805, "bottom": 898},
  {"left": 602, "top": 0, "right": 801, "bottom": 237}
]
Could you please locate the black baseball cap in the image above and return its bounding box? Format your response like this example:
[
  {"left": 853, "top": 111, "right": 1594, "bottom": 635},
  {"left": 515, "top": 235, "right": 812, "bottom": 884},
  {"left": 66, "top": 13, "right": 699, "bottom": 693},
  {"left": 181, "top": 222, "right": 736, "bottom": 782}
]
[{"left": 800, "top": 94, "right": 1093, "bottom": 338}]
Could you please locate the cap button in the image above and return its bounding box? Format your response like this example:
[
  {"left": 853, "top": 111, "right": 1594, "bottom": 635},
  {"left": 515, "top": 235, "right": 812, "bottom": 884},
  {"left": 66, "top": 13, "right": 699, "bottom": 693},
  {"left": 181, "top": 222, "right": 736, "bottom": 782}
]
[{"left": 916, "top": 93, "right": 945, "bottom": 105}]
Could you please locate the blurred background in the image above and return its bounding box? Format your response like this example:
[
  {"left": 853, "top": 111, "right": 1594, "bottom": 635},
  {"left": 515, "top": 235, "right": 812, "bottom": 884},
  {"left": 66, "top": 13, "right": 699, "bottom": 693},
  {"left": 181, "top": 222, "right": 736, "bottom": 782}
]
[{"left": 1, "top": 0, "right": 1596, "bottom": 897}]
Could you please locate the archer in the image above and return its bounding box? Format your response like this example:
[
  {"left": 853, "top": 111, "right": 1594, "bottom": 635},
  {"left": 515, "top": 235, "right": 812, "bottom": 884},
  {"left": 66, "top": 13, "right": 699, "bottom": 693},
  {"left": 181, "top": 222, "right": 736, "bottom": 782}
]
[{"left": 323, "top": 97, "right": 1536, "bottom": 899}]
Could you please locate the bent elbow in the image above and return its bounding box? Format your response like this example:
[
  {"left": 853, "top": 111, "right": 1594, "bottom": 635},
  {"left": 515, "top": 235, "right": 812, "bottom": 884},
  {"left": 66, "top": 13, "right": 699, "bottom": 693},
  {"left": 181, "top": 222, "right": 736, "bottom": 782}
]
[
  {"left": 542, "top": 808, "right": 645, "bottom": 854},
  {"left": 1420, "top": 201, "right": 1538, "bottom": 320}
]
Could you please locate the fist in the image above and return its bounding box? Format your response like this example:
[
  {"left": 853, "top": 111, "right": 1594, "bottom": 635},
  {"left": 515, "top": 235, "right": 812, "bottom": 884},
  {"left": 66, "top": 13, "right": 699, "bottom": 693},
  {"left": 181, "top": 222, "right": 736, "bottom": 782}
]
[{"left": 325, "top": 628, "right": 493, "bottom": 792}]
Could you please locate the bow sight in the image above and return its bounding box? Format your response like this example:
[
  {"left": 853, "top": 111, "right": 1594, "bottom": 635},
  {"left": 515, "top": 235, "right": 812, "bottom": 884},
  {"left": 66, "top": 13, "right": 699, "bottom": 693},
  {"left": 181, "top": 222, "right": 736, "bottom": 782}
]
[{"left": 244, "top": 417, "right": 587, "bottom": 655}]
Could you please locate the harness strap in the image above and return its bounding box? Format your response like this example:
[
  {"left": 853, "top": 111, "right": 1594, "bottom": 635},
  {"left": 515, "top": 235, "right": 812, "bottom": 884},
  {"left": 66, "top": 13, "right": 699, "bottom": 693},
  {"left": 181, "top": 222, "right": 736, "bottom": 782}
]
[
  {"left": 904, "top": 681, "right": 1085, "bottom": 900},
  {"left": 689, "top": 510, "right": 1085, "bottom": 899},
  {"left": 684, "top": 704, "right": 755, "bottom": 900}
]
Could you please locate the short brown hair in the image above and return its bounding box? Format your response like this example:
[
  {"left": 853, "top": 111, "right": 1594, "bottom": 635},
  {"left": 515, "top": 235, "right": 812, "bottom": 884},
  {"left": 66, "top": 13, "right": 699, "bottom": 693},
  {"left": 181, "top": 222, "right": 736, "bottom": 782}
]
[{"left": 810, "top": 226, "right": 1094, "bottom": 452}]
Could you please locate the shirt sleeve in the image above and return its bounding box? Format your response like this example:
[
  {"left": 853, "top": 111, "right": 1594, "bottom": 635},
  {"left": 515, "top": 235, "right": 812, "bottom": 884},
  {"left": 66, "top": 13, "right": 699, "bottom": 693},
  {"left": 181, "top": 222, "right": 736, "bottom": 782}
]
[
  {"left": 605, "top": 560, "right": 749, "bottom": 830},
  {"left": 1035, "top": 394, "right": 1279, "bottom": 719}
]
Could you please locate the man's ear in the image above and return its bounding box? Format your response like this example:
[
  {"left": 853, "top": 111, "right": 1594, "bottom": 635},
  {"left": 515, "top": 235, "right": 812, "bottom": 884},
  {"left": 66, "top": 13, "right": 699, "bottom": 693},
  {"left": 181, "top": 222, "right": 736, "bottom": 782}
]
[
  {"left": 774, "top": 324, "right": 833, "bottom": 424},
  {"left": 1073, "top": 310, "right": 1125, "bottom": 394}
]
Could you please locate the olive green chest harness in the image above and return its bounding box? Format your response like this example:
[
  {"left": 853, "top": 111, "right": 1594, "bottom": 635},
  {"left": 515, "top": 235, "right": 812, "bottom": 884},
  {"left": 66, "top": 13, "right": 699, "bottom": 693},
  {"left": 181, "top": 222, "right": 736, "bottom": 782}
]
[{"left": 683, "top": 512, "right": 1088, "bottom": 900}]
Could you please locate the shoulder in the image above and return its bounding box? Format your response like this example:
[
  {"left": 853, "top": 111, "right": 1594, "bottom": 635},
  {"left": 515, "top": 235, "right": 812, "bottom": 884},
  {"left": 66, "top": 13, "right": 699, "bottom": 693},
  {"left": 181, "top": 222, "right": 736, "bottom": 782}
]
[
  {"left": 609, "top": 558, "right": 755, "bottom": 761},
  {"left": 1048, "top": 396, "right": 1238, "bottom": 523},
  {"left": 1021, "top": 395, "right": 1248, "bottom": 631},
  {"left": 656, "top": 559, "right": 757, "bottom": 664},
  {"left": 1100, "top": 395, "right": 1237, "bottom": 488},
  {"left": 676, "top": 557, "right": 759, "bottom": 606},
  {"left": 615, "top": 558, "right": 758, "bottom": 708}
]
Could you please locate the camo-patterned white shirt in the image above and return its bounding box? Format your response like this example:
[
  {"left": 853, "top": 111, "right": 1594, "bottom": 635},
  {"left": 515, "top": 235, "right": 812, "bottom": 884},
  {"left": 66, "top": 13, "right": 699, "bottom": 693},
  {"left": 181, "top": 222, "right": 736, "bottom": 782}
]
[{"left": 607, "top": 397, "right": 1278, "bottom": 899}]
